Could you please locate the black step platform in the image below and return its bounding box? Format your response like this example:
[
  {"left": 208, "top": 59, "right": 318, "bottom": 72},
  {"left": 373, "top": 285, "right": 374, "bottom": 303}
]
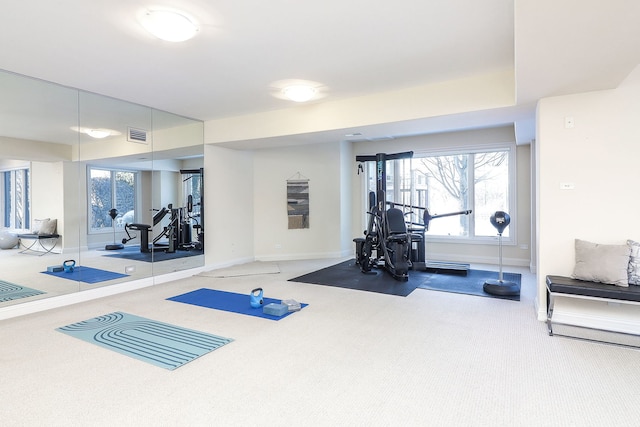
[{"left": 417, "top": 261, "right": 470, "bottom": 276}]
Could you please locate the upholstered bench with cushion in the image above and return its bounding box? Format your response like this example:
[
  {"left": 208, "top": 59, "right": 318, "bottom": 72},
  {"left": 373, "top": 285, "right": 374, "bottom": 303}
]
[
  {"left": 545, "top": 238, "right": 640, "bottom": 347},
  {"left": 17, "top": 218, "right": 60, "bottom": 255},
  {"left": 546, "top": 275, "right": 640, "bottom": 332}
]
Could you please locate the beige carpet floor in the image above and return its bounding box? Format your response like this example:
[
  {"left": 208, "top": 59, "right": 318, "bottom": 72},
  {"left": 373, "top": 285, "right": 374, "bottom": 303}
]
[{"left": 1, "top": 258, "right": 640, "bottom": 426}]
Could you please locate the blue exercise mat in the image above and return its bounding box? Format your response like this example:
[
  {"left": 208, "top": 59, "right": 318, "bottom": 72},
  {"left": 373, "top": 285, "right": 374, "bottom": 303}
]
[
  {"left": 0, "top": 280, "right": 45, "bottom": 302},
  {"left": 167, "top": 288, "right": 307, "bottom": 320},
  {"left": 57, "top": 311, "right": 233, "bottom": 370},
  {"left": 42, "top": 266, "right": 128, "bottom": 284},
  {"left": 418, "top": 269, "right": 521, "bottom": 301}
]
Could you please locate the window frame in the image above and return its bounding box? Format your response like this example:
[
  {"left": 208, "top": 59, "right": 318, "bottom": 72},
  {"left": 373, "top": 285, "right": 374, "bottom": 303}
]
[
  {"left": 1, "top": 167, "right": 30, "bottom": 230},
  {"left": 182, "top": 171, "right": 202, "bottom": 219},
  {"left": 363, "top": 143, "right": 516, "bottom": 245},
  {"left": 87, "top": 165, "right": 139, "bottom": 235}
]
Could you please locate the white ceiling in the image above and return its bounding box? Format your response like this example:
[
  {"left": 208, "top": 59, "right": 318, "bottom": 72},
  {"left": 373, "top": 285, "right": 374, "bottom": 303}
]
[{"left": 1, "top": 0, "right": 639, "bottom": 148}]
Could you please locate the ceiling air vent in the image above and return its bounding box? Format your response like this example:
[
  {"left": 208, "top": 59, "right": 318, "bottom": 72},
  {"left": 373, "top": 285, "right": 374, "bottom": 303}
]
[{"left": 127, "top": 127, "right": 148, "bottom": 144}]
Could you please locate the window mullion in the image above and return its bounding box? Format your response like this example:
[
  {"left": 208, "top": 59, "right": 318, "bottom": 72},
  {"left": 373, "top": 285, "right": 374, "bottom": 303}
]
[
  {"left": 11, "top": 171, "right": 17, "bottom": 228},
  {"left": 111, "top": 171, "right": 117, "bottom": 230},
  {"left": 468, "top": 153, "right": 475, "bottom": 237}
]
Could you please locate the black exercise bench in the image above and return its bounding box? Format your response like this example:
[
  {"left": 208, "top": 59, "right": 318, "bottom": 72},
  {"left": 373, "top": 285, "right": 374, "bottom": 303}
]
[{"left": 546, "top": 275, "right": 640, "bottom": 348}]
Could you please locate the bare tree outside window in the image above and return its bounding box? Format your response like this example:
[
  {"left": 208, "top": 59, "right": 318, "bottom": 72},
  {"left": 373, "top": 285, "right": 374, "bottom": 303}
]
[
  {"left": 89, "top": 168, "right": 136, "bottom": 232},
  {"left": 417, "top": 151, "right": 508, "bottom": 236},
  {"left": 365, "top": 149, "right": 511, "bottom": 239},
  {"left": 473, "top": 152, "right": 509, "bottom": 236}
]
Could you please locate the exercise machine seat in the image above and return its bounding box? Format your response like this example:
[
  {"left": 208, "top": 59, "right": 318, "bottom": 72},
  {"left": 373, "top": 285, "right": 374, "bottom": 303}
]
[
  {"left": 385, "top": 208, "right": 408, "bottom": 243},
  {"left": 124, "top": 223, "right": 151, "bottom": 252}
]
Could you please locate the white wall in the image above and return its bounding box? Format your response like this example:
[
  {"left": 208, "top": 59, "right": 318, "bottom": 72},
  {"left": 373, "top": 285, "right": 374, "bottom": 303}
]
[
  {"left": 339, "top": 140, "right": 353, "bottom": 255},
  {"left": 30, "top": 161, "right": 64, "bottom": 252},
  {"left": 204, "top": 70, "right": 514, "bottom": 145},
  {"left": 537, "top": 65, "right": 640, "bottom": 329},
  {"left": 62, "top": 161, "right": 80, "bottom": 252},
  {"left": 204, "top": 144, "right": 254, "bottom": 266},
  {"left": 31, "top": 161, "right": 64, "bottom": 222},
  {"left": 253, "top": 141, "right": 347, "bottom": 261},
  {"left": 0, "top": 159, "right": 30, "bottom": 170},
  {"left": 0, "top": 137, "right": 71, "bottom": 162},
  {"left": 152, "top": 170, "right": 179, "bottom": 209}
]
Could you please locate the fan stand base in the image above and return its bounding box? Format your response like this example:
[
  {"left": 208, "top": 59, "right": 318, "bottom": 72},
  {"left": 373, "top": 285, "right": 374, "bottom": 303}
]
[{"left": 105, "top": 243, "right": 124, "bottom": 250}]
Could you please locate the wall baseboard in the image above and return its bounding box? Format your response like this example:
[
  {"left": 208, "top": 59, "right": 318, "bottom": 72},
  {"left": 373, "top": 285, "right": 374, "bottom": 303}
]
[
  {"left": 417, "top": 252, "right": 531, "bottom": 268},
  {"left": 255, "top": 251, "right": 347, "bottom": 262},
  {"left": 0, "top": 267, "right": 203, "bottom": 321},
  {"left": 536, "top": 299, "right": 546, "bottom": 322},
  {"left": 253, "top": 250, "right": 532, "bottom": 267},
  {"left": 201, "top": 257, "right": 255, "bottom": 273}
]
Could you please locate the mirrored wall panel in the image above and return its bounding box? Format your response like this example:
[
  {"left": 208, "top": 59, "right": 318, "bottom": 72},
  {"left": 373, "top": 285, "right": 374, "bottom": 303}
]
[{"left": 0, "top": 69, "right": 204, "bottom": 309}]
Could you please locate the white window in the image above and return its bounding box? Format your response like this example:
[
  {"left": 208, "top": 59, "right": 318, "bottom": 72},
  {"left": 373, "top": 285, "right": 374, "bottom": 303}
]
[
  {"left": 88, "top": 167, "right": 137, "bottom": 233},
  {"left": 1, "top": 168, "right": 30, "bottom": 229},
  {"left": 182, "top": 170, "right": 202, "bottom": 218},
  {"left": 365, "top": 146, "right": 514, "bottom": 241}
]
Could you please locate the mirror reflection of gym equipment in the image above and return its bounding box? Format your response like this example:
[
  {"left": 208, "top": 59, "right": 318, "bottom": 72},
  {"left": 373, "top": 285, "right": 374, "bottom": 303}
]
[
  {"left": 353, "top": 152, "right": 472, "bottom": 281},
  {"left": 0, "top": 69, "right": 205, "bottom": 316},
  {"left": 121, "top": 168, "right": 204, "bottom": 255},
  {"left": 105, "top": 208, "right": 124, "bottom": 250}
]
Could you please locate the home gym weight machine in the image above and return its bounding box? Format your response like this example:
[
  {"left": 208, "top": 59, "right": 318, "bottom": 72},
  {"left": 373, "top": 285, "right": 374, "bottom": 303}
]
[
  {"left": 122, "top": 203, "right": 197, "bottom": 253},
  {"left": 121, "top": 168, "right": 204, "bottom": 254},
  {"left": 353, "top": 152, "right": 472, "bottom": 281}
]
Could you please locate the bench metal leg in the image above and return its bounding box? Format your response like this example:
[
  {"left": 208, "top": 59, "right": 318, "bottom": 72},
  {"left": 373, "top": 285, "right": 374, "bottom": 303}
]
[
  {"left": 19, "top": 237, "right": 59, "bottom": 255},
  {"left": 546, "top": 287, "right": 555, "bottom": 336}
]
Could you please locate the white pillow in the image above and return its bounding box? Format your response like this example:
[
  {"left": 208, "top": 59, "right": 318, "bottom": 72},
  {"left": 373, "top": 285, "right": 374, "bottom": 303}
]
[
  {"left": 627, "top": 239, "right": 640, "bottom": 285},
  {"left": 572, "top": 239, "right": 631, "bottom": 287},
  {"left": 38, "top": 218, "right": 57, "bottom": 235},
  {"left": 31, "top": 218, "right": 50, "bottom": 234}
]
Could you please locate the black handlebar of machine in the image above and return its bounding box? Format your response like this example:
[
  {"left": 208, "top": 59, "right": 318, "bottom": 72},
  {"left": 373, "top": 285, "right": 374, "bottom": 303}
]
[{"left": 386, "top": 201, "right": 472, "bottom": 230}]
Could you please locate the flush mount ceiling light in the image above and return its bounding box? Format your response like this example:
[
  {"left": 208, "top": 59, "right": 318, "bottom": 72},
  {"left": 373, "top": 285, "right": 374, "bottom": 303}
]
[
  {"left": 139, "top": 9, "right": 199, "bottom": 42},
  {"left": 270, "top": 79, "right": 326, "bottom": 103},
  {"left": 282, "top": 85, "right": 317, "bottom": 102},
  {"left": 71, "top": 126, "right": 121, "bottom": 139},
  {"left": 85, "top": 129, "right": 111, "bottom": 139}
]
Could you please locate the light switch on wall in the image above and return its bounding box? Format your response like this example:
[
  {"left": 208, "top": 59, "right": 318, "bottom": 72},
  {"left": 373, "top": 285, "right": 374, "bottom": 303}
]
[
  {"left": 559, "top": 182, "right": 575, "bottom": 190},
  {"left": 565, "top": 116, "right": 575, "bottom": 128}
]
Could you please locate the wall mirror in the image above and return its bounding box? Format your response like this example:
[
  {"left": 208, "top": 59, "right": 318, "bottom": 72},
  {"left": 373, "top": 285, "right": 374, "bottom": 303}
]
[{"left": 0, "top": 69, "right": 204, "bottom": 310}]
